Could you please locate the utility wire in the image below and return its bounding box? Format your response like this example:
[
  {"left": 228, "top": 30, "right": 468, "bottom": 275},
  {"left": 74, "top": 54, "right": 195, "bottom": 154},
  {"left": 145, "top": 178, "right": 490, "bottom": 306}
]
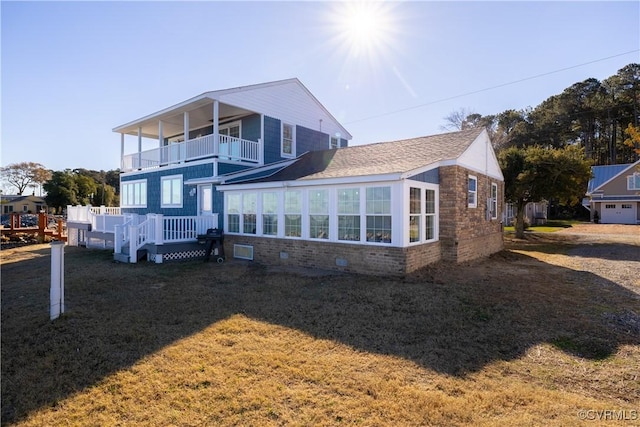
[{"left": 344, "top": 50, "right": 640, "bottom": 125}]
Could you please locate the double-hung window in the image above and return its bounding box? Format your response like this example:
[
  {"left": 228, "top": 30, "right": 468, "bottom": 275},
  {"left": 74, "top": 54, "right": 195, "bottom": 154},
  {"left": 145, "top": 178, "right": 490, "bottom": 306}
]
[
  {"left": 468, "top": 175, "right": 477, "bottom": 208},
  {"left": 409, "top": 187, "right": 421, "bottom": 243},
  {"left": 338, "top": 188, "right": 360, "bottom": 241},
  {"left": 282, "top": 123, "right": 295, "bottom": 157},
  {"left": 243, "top": 193, "right": 257, "bottom": 234},
  {"left": 330, "top": 136, "right": 339, "bottom": 149},
  {"left": 227, "top": 194, "right": 240, "bottom": 233},
  {"left": 262, "top": 192, "right": 278, "bottom": 236},
  {"left": 425, "top": 189, "right": 436, "bottom": 240},
  {"left": 284, "top": 191, "right": 302, "bottom": 237},
  {"left": 309, "top": 189, "right": 329, "bottom": 239},
  {"left": 366, "top": 186, "right": 391, "bottom": 243},
  {"left": 161, "top": 175, "right": 182, "bottom": 208},
  {"left": 490, "top": 183, "right": 498, "bottom": 219}
]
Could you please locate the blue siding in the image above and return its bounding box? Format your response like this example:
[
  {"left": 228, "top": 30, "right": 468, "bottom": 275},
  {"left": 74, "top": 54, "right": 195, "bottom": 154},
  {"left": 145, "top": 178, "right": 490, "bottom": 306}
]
[
  {"left": 263, "top": 116, "right": 282, "bottom": 164},
  {"left": 218, "top": 162, "right": 252, "bottom": 175},
  {"left": 121, "top": 163, "right": 214, "bottom": 216},
  {"left": 297, "top": 125, "right": 329, "bottom": 153},
  {"left": 408, "top": 168, "right": 439, "bottom": 184},
  {"left": 242, "top": 114, "right": 261, "bottom": 142}
]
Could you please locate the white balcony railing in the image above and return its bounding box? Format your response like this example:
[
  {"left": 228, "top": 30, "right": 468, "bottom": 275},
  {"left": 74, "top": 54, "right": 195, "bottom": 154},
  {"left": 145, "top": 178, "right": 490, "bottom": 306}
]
[{"left": 122, "top": 134, "right": 261, "bottom": 172}]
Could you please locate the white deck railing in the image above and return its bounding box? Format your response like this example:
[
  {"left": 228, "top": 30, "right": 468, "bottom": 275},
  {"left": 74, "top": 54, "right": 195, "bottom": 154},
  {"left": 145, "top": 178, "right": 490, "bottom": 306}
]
[
  {"left": 122, "top": 134, "right": 261, "bottom": 171},
  {"left": 119, "top": 213, "right": 218, "bottom": 263}
]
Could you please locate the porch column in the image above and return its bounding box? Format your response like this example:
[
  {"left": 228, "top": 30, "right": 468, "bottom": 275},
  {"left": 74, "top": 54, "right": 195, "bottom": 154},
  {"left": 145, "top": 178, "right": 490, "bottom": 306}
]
[
  {"left": 120, "top": 133, "right": 125, "bottom": 170},
  {"left": 212, "top": 100, "right": 219, "bottom": 157},
  {"left": 158, "top": 120, "right": 164, "bottom": 148},
  {"left": 183, "top": 111, "right": 190, "bottom": 141},
  {"left": 137, "top": 127, "right": 142, "bottom": 170},
  {"left": 260, "top": 114, "right": 265, "bottom": 165}
]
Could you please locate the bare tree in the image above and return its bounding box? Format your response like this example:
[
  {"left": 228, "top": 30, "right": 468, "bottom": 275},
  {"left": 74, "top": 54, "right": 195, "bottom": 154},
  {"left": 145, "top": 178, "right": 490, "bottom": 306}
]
[{"left": 0, "top": 162, "right": 50, "bottom": 195}]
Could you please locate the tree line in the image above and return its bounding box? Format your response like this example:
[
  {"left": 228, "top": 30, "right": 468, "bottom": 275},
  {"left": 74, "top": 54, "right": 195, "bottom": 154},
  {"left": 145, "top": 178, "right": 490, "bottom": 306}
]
[
  {"left": 0, "top": 162, "right": 120, "bottom": 213},
  {"left": 444, "top": 63, "right": 640, "bottom": 165},
  {"left": 443, "top": 63, "right": 640, "bottom": 237}
]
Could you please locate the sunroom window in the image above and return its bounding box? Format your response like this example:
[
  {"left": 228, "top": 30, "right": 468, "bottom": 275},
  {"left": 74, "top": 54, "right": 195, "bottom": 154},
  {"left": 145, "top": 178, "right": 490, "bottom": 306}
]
[
  {"left": 338, "top": 188, "right": 360, "bottom": 241},
  {"left": 243, "top": 193, "right": 257, "bottom": 234},
  {"left": 284, "top": 191, "right": 302, "bottom": 237},
  {"left": 227, "top": 194, "right": 240, "bottom": 233},
  {"left": 309, "top": 189, "right": 329, "bottom": 239},
  {"left": 262, "top": 192, "right": 278, "bottom": 236},
  {"left": 409, "top": 187, "right": 421, "bottom": 243},
  {"left": 366, "top": 186, "right": 391, "bottom": 243}
]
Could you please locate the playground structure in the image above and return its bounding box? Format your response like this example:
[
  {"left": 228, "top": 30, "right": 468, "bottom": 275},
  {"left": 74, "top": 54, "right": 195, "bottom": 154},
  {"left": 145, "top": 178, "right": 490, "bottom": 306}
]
[{"left": 0, "top": 212, "right": 67, "bottom": 242}]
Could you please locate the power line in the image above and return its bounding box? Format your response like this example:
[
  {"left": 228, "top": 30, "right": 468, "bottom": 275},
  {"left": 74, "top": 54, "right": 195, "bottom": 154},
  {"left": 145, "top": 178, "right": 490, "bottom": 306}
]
[{"left": 344, "top": 50, "right": 640, "bottom": 125}]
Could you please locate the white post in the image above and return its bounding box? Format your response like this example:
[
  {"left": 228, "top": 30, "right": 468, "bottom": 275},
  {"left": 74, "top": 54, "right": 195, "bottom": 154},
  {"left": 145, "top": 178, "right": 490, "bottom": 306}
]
[
  {"left": 50, "top": 241, "right": 65, "bottom": 320},
  {"left": 213, "top": 100, "right": 219, "bottom": 157},
  {"left": 137, "top": 127, "right": 143, "bottom": 170},
  {"left": 158, "top": 120, "right": 164, "bottom": 148},
  {"left": 155, "top": 214, "right": 164, "bottom": 245},
  {"left": 129, "top": 225, "right": 138, "bottom": 263},
  {"left": 114, "top": 224, "right": 122, "bottom": 253},
  {"left": 183, "top": 111, "right": 189, "bottom": 162},
  {"left": 120, "top": 133, "right": 125, "bottom": 170}
]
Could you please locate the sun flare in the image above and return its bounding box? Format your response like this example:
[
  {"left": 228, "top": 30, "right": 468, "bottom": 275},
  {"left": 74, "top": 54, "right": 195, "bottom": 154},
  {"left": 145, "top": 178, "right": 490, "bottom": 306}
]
[{"left": 333, "top": 1, "right": 396, "bottom": 58}]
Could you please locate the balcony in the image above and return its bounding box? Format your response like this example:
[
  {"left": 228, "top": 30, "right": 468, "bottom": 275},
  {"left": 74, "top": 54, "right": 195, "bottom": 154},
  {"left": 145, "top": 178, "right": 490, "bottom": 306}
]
[{"left": 122, "top": 134, "right": 261, "bottom": 172}]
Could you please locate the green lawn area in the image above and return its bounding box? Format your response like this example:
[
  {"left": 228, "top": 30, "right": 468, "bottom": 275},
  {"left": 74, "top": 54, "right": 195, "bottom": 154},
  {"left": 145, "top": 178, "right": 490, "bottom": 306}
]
[{"left": 504, "top": 220, "right": 583, "bottom": 233}]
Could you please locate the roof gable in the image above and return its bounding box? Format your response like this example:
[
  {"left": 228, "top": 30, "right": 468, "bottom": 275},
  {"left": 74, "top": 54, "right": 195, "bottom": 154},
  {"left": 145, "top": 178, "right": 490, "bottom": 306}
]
[
  {"left": 113, "top": 78, "right": 351, "bottom": 140},
  {"left": 587, "top": 160, "right": 640, "bottom": 193}
]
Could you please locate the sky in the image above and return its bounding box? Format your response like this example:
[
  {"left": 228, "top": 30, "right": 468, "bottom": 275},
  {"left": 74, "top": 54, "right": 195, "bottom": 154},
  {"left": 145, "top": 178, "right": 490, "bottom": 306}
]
[{"left": 1, "top": 1, "right": 639, "bottom": 175}]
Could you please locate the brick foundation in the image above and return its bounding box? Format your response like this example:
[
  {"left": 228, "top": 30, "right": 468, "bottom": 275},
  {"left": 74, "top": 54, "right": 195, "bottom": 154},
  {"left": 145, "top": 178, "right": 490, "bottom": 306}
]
[{"left": 224, "top": 235, "right": 442, "bottom": 276}]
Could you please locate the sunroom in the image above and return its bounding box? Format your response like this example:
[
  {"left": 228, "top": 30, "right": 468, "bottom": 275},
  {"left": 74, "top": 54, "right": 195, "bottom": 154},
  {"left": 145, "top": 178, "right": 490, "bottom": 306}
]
[{"left": 217, "top": 177, "right": 439, "bottom": 248}]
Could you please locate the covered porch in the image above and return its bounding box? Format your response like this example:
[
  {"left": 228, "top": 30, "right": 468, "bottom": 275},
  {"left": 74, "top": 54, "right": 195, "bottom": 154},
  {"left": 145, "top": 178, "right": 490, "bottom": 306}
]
[{"left": 115, "top": 96, "right": 264, "bottom": 172}]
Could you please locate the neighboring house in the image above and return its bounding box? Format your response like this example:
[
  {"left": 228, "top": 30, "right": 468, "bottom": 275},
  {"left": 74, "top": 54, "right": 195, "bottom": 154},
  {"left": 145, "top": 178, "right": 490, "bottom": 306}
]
[
  {"left": 114, "top": 78, "right": 351, "bottom": 225},
  {"left": 503, "top": 201, "right": 548, "bottom": 226},
  {"left": 0, "top": 195, "right": 47, "bottom": 214},
  {"left": 585, "top": 160, "right": 640, "bottom": 224},
  {"left": 215, "top": 127, "right": 504, "bottom": 276}
]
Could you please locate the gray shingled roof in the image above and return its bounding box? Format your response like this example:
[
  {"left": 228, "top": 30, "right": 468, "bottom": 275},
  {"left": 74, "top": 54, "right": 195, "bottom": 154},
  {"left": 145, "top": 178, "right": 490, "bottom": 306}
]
[{"left": 247, "top": 127, "right": 484, "bottom": 183}]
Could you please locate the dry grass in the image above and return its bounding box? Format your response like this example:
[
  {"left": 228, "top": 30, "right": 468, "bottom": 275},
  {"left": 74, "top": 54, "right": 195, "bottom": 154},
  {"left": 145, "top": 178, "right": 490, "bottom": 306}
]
[{"left": 2, "top": 232, "right": 639, "bottom": 426}]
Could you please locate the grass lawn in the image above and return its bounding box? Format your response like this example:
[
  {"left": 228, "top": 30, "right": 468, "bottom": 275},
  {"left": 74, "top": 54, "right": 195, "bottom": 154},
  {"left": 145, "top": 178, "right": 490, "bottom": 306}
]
[
  {"left": 1, "top": 238, "right": 639, "bottom": 426},
  {"left": 503, "top": 219, "right": 583, "bottom": 234}
]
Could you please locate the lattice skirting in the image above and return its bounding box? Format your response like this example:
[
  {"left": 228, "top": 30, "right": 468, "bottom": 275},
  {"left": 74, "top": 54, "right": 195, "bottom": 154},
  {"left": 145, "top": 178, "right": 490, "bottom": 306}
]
[{"left": 149, "top": 249, "right": 206, "bottom": 263}]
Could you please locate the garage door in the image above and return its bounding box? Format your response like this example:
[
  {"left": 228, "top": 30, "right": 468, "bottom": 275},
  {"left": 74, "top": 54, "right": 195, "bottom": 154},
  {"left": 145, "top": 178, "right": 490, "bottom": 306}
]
[{"left": 601, "top": 203, "right": 637, "bottom": 224}]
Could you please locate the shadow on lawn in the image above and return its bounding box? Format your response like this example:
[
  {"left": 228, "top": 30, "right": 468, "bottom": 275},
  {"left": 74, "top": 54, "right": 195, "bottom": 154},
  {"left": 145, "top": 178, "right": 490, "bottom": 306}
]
[{"left": 1, "top": 243, "right": 639, "bottom": 424}]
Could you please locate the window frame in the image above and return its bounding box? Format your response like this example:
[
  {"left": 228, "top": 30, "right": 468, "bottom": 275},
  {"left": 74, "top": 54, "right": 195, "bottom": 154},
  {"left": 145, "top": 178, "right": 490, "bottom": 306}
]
[
  {"left": 284, "top": 190, "right": 302, "bottom": 238},
  {"left": 281, "top": 122, "right": 296, "bottom": 158},
  {"left": 627, "top": 173, "right": 640, "bottom": 190},
  {"left": 490, "top": 182, "right": 498, "bottom": 220},
  {"left": 309, "top": 189, "right": 329, "bottom": 239},
  {"left": 121, "top": 179, "right": 147, "bottom": 208},
  {"left": 262, "top": 192, "right": 278, "bottom": 236},
  {"left": 161, "top": 175, "right": 183, "bottom": 208},
  {"left": 366, "top": 186, "right": 392, "bottom": 244},
  {"left": 468, "top": 175, "right": 477, "bottom": 208},
  {"left": 337, "top": 187, "right": 361, "bottom": 241}
]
